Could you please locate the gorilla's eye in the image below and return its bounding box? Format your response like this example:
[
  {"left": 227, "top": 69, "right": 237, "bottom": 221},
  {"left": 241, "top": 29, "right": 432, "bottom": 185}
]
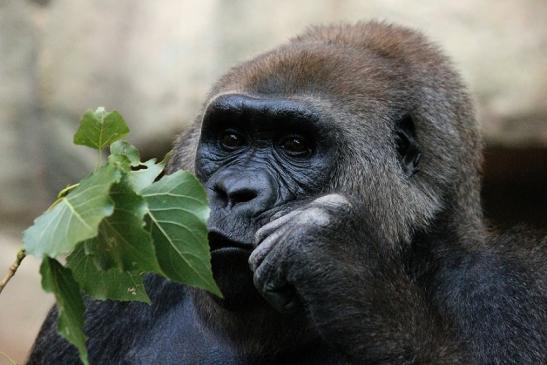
[
  {"left": 280, "top": 135, "right": 311, "bottom": 157},
  {"left": 221, "top": 130, "right": 244, "bottom": 150}
]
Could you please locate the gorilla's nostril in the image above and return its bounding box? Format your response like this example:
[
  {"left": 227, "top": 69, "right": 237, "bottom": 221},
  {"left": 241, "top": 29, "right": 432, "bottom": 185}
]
[
  {"left": 229, "top": 188, "right": 258, "bottom": 205},
  {"left": 212, "top": 186, "right": 228, "bottom": 207}
]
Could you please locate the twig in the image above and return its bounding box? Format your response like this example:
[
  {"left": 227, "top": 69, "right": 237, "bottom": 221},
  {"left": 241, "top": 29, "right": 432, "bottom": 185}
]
[
  {"left": 0, "top": 249, "right": 26, "bottom": 295},
  {"left": 0, "top": 350, "right": 17, "bottom": 365}
]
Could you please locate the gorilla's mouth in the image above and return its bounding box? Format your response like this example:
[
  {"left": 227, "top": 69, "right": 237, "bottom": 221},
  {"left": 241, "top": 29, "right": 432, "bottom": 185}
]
[
  {"left": 208, "top": 231, "right": 253, "bottom": 255},
  {"left": 207, "top": 231, "right": 261, "bottom": 310}
]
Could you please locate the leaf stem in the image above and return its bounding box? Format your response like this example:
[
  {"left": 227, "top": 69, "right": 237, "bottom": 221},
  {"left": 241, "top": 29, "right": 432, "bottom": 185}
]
[
  {"left": 97, "top": 148, "right": 103, "bottom": 170},
  {"left": 0, "top": 249, "right": 26, "bottom": 295},
  {"left": 57, "top": 183, "right": 80, "bottom": 199},
  {"left": 46, "top": 183, "right": 81, "bottom": 211}
]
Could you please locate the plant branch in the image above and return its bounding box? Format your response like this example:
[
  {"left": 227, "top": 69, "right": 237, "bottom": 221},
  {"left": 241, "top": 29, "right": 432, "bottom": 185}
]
[{"left": 0, "top": 249, "right": 26, "bottom": 295}]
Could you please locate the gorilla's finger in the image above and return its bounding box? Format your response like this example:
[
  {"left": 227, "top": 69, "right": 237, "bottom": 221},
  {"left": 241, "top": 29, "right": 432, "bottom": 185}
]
[
  {"left": 269, "top": 206, "right": 300, "bottom": 221},
  {"left": 255, "top": 210, "right": 300, "bottom": 244},
  {"left": 249, "top": 225, "right": 290, "bottom": 272},
  {"left": 312, "top": 194, "right": 351, "bottom": 211},
  {"left": 252, "top": 249, "right": 297, "bottom": 313}
]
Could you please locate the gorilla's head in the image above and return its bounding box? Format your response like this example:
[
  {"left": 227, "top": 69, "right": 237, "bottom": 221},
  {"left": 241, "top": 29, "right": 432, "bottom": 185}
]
[{"left": 168, "top": 21, "right": 483, "bottom": 353}]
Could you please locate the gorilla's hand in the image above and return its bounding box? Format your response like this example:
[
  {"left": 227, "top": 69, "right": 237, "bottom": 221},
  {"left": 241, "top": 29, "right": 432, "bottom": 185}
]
[
  {"left": 249, "top": 193, "right": 361, "bottom": 314},
  {"left": 248, "top": 193, "right": 461, "bottom": 362}
]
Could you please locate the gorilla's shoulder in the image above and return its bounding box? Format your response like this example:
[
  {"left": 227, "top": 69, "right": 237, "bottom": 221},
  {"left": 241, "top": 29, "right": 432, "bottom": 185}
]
[{"left": 490, "top": 225, "right": 547, "bottom": 271}]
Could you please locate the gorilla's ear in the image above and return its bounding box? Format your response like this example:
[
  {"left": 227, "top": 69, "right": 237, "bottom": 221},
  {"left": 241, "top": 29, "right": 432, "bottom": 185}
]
[{"left": 395, "top": 114, "right": 421, "bottom": 177}]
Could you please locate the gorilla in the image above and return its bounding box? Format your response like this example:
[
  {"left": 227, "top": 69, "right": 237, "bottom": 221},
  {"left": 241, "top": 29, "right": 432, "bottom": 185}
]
[{"left": 28, "top": 21, "right": 546, "bottom": 364}]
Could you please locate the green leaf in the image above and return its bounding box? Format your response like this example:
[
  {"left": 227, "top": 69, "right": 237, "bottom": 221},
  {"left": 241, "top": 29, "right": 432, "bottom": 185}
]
[
  {"left": 142, "top": 171, "right": 221, "bottom": 297},
  {"left": 110, "top": 140, "right": 140, "bottom": 166},
  {"left": 128, "top": 159, "right": 164, "bottom": 192},
  {"left": 23, "top": 164, "right": 121, "bottom": 257},
  {"left": 81, "top": 178, "right": 159, "bottom": 273},
  {"left": 107, "top": 153, "right": 132, "bottom": 172},
  {"left": 40, "top": 258, "right": 89, "bottom": 365},
  {"left": 73, "top": 107, "right": 129, "bottom": 150},
  {"left": 67, "top": 245, "right": 150, "bottom": 303}
]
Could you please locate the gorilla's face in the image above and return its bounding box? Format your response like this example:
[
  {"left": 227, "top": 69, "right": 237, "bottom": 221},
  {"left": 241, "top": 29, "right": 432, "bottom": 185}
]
[
  {"left": 195, "top": 94, "right": 336, "bottom": 309},
  {"left": 174, "top": 23, "right": 473, "bottom": 355}
]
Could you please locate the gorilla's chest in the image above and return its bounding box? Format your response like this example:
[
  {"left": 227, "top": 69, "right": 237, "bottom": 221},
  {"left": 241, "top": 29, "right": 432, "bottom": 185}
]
[{"left": 124, "top": 298, "right": 348, "bottom": 365}]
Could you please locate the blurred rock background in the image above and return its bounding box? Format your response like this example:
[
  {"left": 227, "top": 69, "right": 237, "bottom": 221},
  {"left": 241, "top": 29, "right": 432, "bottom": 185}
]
[{"left": 0, "top": 0, "right": 545, "bottom": 363}]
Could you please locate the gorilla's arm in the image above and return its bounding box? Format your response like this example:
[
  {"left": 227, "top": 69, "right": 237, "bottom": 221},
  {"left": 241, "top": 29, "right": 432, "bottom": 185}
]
[
  {"left": 249, "top": 194, "right": 469, "bottom": 364},
  {"left": 250, "top": 194, "right": 547, "bottom": 364}
]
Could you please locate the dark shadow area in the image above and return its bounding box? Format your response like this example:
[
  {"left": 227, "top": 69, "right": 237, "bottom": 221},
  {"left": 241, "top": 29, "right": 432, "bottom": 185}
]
[{"left": 482, "top": 147, "right": 547, "bottom": 230}]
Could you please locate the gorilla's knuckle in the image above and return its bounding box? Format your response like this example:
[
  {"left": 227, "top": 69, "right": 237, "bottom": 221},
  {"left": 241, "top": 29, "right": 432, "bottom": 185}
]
[
  {"left": 295, "top": 207, "right": 331, "bottom": 227},
  {"left": 313, "top": 194, "right": 351, "bottom": 208}
]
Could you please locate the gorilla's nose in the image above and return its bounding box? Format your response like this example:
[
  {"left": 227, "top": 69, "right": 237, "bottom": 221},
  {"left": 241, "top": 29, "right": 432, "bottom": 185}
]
[
  {"left": 219, "top": 178, "right": 258, "bottom": 206},
  {"left": 211, "top": 172, "right": 276, "bottom": 215}
]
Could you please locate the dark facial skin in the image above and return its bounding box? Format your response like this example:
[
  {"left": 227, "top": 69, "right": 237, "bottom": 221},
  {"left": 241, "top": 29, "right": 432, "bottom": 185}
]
[{"left": 195, "top": 94, "right": 336, "bottom": 309}]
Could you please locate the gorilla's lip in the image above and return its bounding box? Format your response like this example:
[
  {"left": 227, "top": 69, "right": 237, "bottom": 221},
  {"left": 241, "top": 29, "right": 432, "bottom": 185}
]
[{"left": 208, "top": 231, "right": 253, "bottom": 254}]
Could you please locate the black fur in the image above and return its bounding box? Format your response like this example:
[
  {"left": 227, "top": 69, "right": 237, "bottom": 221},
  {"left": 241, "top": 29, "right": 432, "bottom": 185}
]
[{"left": 28, "top": 21, "right": 547, "bottom": 365}]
